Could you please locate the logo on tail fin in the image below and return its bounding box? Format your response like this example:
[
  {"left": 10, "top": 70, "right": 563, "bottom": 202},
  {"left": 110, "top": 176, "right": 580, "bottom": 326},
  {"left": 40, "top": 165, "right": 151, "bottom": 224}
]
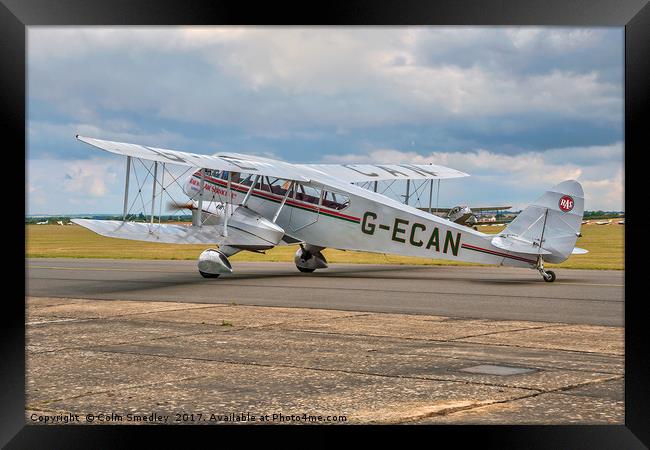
[{"left": 559, "top": 195, "right": 574, "bottom": 212}]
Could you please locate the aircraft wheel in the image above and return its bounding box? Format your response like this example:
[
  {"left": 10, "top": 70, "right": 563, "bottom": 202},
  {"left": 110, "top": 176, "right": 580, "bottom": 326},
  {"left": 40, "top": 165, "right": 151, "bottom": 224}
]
[
  {"left": 200, "top": 271, "right": 221, "bottom": 279},
  {"left": 543, "top": 270, "right": 556, "bottom": 282},
  {"left": 297, "top": 267, "right": 316, "bottom": 273}
]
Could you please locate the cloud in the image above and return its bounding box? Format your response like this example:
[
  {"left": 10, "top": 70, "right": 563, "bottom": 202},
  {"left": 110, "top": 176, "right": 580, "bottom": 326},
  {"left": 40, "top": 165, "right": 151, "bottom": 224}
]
[
  {"left": 506, "top": 29, "right": 601, "bottom": 51},
  {"left": 62, "top": 159, "right": 119, "bottom": 197},
  {"left": 27, "top": 157, "right": 200, "bottom": 215},
  {"left": 28, "top": 27, "right": 623, "bottom": 131},
  {"left": 582, "top": 168, "right": 624, "bottom": 212},
  {"left": 26, "top": 27, "right": 624, "bottom": 213},
  {"left": 27, "top": 120, "right": 224, "bottom": 159},
  {"left": 27, "top": 158, "right": 123, "bottom": 214},
  {"left": 320, "top": 142, "right": 623, "bottom": 210}
]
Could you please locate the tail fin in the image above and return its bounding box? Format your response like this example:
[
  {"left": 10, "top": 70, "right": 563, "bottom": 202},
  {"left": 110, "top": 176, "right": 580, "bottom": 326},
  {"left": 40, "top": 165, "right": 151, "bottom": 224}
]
[{"left": 494, "top": 180, "right": 585, "bottom": 263}]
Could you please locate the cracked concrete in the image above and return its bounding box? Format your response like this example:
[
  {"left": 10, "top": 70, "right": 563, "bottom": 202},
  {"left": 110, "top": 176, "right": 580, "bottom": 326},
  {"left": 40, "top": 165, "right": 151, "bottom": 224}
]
[{"left": 26, "top": 296, "right": 623, "bottom": 425}]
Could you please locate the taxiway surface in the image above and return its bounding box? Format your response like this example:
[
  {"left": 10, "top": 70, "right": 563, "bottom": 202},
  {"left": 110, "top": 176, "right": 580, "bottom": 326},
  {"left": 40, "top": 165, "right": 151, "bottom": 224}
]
[{"left": 26, "top": 258, "right": 623, "bottom": 326}]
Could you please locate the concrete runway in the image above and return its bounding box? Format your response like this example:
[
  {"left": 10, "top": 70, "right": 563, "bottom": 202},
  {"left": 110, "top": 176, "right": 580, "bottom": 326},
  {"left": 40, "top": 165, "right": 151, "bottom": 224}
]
[
  {"left": 26, "top": 258, "right": 624, "bottom": 326},
  {"left": 25, "top": 258, "right": 625, "bottom": 424},
  {"left": 26, "top": 297, "right": 623, "bottom": 425}
]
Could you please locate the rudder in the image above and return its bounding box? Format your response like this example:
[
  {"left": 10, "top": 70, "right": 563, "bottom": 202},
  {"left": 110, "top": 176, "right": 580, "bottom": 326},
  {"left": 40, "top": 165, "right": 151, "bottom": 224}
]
[{"left": 499, "top": 180, "right": 585, "bottom": 263}]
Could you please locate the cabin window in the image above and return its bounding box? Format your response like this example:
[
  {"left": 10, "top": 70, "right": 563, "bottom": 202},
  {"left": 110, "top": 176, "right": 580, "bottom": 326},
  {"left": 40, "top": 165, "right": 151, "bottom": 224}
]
[
  {"left": 257, "top": 176, "right": 272, "bottom": 192},
  {"left": 211, "top": 170, "right": 241, "bottom": 183},
  {"left": 240, "top": 174, "right": 255, "bottom": 186},
  {"left": 293, "top": 183, "right": 322, "bottom": 205},
  {"left": 266, "top": 177, "right": 293, "bottom": 196},
  {"left": 322, "top": 190, "right": 350, "bottom": 210}
]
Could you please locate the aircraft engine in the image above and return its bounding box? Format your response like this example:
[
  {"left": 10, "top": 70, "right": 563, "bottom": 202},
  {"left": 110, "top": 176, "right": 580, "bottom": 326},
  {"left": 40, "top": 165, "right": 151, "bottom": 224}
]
[
  {"left": 174, "top": 201, "right": 285, "bottom": 247},
  {"left": 196, "top": 206, "right": 286, "bottom": 278},
  {"left": 294, "top": 245, "right": 328, "bottom": 273}
]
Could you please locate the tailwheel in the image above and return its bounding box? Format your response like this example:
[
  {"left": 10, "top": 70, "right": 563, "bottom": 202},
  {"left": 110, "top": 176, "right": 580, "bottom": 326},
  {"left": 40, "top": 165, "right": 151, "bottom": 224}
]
[
  {"left": 200, "top": 271, "right": 220, "bottom": 279},
  {"left": 536, "top": 256, "right": 556, "bottom": 282}
]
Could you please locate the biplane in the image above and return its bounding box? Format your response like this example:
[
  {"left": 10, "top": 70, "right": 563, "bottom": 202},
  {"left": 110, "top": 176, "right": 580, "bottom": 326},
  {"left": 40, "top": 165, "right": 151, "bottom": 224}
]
[{"left": 72, "top": 135, "right": 587, "bottom": 282}]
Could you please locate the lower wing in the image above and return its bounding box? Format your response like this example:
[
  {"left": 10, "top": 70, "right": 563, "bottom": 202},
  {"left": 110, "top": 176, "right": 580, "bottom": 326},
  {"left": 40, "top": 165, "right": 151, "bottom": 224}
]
[{"left": 72, "top": 219, "right": 276, "bottom": 247}]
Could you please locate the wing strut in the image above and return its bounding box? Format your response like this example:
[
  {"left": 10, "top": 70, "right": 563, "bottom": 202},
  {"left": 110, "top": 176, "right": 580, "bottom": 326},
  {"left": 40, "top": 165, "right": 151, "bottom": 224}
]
[
  {"left": 158, "top": 163, "right": 166, "bottom": 224},
  {"left": 224, "top": 171, "right": 232, "bottom": 237},
  {"left": 150, "top": 161, "right": 158, "bottom": 225},
  {"left": 197, "top": 168, "right": 205, "bottom": 227},
  {"left": 122, "top": 156, "right": 131, "bottom": 221},
  {"left": 242, "top": 175, "right": 260, "bottom": 207},
  {"left": 272, "top": 180, "right": 294, "bottom": 223},
  {"left": 403, "top": 179, "right": 411, "bottom": 205}
]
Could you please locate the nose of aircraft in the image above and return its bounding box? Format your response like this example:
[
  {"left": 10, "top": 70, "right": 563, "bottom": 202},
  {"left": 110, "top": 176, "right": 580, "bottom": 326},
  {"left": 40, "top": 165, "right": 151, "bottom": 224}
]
[{"left": 183, "top": 171, "right": 202, "bottom": 198}]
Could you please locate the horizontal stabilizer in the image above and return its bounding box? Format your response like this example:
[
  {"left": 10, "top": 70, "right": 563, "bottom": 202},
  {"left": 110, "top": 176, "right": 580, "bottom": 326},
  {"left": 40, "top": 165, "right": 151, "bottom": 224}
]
[
  {"left": 491, "top": 235, "right": 552, "bottom": 255},
  {"left": 572, "top": 247, "right": 589, "bottom": 254},
  {"left": 71, "top": 219, "right": 274, "bottom": 247}
]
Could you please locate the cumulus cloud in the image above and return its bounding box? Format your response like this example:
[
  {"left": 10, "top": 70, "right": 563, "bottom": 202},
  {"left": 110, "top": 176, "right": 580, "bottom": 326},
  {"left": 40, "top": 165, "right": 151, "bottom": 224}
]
[
  {"left": 321, "top": 142, "right": 623, "bottom": 210},
  {"left": 61, "top": 159, "right": 119, "bottom": 197},
  {"left": 26, "top": 27, "right": 624, "bottom": 213},
  {"left": 28, "top": 120, "right": 224, "bottom": 160},
  {"left": 28, "top": 27, "right": 623, "bottom": 130},
  {"left": 27, "top": 158, "right": 124, "bottom": 214}
]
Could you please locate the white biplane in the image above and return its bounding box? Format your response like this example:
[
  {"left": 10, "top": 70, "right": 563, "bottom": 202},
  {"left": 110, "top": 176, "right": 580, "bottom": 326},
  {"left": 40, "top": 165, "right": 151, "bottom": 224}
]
[{"left": 72, "top": 135, "right": 588, "bottom": 282}]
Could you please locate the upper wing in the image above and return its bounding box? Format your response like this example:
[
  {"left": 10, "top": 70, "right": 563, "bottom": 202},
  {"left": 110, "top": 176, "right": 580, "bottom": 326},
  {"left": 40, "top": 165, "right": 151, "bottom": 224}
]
[
  {"left": 77, "top": 135, "right": 468, "bottom": 185},
  {"left": 300, "top": 163, "right": 469, "bottom": 183},
  {"left": 76, "top": 135, "right": 309, "bottom": 182}
]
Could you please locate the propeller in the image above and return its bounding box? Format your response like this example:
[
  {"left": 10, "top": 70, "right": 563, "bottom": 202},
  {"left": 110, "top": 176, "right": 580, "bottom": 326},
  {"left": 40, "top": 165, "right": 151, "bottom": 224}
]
[{"left": 166, "top": 201, "right": 197, "bottom": 211}]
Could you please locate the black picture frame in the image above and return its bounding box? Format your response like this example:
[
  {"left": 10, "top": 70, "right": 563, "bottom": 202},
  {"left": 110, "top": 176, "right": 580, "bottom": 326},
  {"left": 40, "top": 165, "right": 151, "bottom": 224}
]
[{"left": 6, "top": 0, "right": 648, "bottom": 446}]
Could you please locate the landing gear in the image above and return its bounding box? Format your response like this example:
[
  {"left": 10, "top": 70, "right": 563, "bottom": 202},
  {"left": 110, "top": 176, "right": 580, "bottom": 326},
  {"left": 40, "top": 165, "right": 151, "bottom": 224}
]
[
  {"left": 198, "top": 248, "right": 233, "bottom": 278},
  {"left": 536, "top": 256, "right": 556, "bottom": 282},
  {"left": 295, "top": 245, "right": 328, "bottom": 273},
  {"left": 200, "top": 271, "right": 221, "bottom": 279}
]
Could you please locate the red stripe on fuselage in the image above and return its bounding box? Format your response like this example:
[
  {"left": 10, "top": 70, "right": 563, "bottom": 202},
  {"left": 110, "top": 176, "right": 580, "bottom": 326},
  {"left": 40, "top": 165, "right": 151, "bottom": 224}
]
[
  {"left": 197, "top": 174, "right": 361, "bottom": 223},
  {"left": 461, "top": 243, "right": 537, "bottom": 264}
]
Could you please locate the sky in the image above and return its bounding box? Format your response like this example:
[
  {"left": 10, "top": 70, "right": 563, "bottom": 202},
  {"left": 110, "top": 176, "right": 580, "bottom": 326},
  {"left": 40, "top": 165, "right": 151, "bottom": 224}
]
[{"left": 26, "top": 26, "right": 624, "bottom": 215}]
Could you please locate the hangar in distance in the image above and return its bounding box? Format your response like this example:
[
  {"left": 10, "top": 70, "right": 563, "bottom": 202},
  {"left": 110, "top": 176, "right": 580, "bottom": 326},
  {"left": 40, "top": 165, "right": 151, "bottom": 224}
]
[{"left": 72, "top": 135, "right": 587, "bottom": 282}]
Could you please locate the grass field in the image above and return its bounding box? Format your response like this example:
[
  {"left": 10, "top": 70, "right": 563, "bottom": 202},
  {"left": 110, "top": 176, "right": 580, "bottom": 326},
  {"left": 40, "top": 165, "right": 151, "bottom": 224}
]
[{"left": 25, "top": 223, "right": 624, "bottom": 270}]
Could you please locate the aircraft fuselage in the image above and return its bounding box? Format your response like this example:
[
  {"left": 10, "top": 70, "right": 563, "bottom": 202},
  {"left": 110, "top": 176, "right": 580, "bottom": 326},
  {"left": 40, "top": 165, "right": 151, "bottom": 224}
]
[{"left": 183, "top": 171, "right": 537, "bottom": 268}]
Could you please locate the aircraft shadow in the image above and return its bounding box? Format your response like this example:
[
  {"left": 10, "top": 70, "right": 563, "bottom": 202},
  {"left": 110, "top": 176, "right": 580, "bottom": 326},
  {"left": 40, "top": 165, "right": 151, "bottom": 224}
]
[{"left": 28, "top": 264, "right": 589, "bottom": 300}]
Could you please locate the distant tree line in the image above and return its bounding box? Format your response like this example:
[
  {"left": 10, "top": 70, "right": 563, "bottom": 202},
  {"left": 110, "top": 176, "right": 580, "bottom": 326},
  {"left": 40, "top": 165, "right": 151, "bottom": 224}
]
[
  {"left": 583, "top": 211, "right": 625, "bottom": 220},
  {"left": 26, "top": 214, "right": 193, "bottom": 224}
]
